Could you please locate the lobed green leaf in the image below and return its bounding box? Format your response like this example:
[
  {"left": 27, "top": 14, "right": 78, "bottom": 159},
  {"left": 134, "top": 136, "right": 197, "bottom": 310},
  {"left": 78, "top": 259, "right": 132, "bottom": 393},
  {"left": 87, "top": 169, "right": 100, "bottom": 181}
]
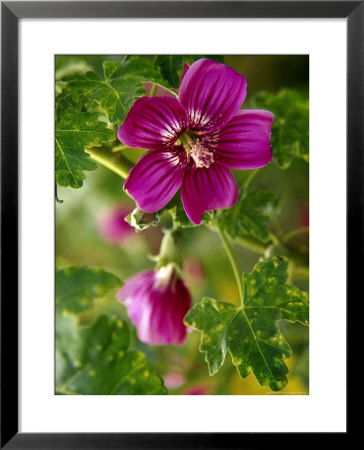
[
  {"left": 59, "top": 56, "right": 174, "bottom": 124},
  {"left": 184, "top": 257, "right": 309, "bottom": 391}
]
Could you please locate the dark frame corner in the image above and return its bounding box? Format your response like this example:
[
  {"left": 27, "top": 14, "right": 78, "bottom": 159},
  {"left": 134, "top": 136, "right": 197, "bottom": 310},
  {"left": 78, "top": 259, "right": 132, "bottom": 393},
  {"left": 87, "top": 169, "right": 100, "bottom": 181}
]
[{"left": 1, "top": 1, "right": 358, "bottom": 448}]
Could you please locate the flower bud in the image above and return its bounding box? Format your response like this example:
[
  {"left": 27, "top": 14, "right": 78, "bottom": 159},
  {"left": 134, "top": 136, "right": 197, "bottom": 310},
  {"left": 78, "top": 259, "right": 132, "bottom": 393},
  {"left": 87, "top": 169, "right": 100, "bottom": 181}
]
[{"left": 127, "top": 207, "right": 160, "bottom": 231}]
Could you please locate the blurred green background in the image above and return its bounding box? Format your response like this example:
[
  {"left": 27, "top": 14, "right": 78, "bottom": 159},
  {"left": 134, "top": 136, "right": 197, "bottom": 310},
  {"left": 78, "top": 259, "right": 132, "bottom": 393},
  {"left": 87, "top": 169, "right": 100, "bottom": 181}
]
[{"left": 56, "top": 55, "right": 309, "bottom": 395}]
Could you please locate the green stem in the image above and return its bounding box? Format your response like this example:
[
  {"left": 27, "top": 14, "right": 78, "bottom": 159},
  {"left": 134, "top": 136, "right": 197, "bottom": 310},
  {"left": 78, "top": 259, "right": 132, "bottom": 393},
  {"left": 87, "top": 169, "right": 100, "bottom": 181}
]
[
  {"left": 282, "top": 227, "right": 309, "bottom": 243},
  {"left": 87, "top": 146, "right": 133, "bottom": 179},
  {"left": 229, "top": 169, "right": 260, "bottom": 225},
  {"left": 269, "top": 233, "right": 280, "bottom": 246},
  {"left": 149, "top": 83, "right": 158, "bottom": 97},
  {"left": 242, "top": 168, "right": 260, "bottom": 191},
  {"left": 155, "top": 230, "right": 180, "bottom": 269},
  {"left": 111, "top": 143, "right": 129, "bottom": 153},
  {"left": 235, "top": 235, "right": 308, "bottom": 269},
  {"left": 218, "top": 225, "right": 244, "bottom": 306}
]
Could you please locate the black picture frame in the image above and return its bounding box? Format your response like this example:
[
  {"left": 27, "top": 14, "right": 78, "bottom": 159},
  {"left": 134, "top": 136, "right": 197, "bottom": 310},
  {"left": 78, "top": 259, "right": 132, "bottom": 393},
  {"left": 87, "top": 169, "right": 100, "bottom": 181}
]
[{"left": 1, "top": 1, "right": 357, "bottom": 447}]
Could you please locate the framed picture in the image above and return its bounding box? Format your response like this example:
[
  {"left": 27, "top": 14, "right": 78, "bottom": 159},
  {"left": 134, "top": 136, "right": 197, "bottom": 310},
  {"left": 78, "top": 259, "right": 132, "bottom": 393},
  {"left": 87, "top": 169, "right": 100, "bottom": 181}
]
[{"left": 1, "top": 1, "right": 356, "bottom": 447}]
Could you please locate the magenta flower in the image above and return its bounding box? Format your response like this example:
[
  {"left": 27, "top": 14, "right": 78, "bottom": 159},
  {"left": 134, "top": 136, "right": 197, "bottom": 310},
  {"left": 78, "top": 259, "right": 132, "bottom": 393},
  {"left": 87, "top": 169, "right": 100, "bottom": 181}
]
[
  {"left": 118, "top": 59, "right": 274, "bottom": 224},
  {"left": 97, "top": 204, "right": 133, "bottom": 245},
  {"left": 117, "top": 264, "right": 191, "bottom": 345},
  {"left": 183, "top": 385, "right": 210, "bottom": 395}
]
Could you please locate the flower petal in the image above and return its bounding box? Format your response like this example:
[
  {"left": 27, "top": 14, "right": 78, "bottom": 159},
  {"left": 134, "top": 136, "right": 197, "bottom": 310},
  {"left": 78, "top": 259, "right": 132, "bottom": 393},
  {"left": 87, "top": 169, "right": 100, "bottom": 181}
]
[
  {"left": 117, "top": 97, "right": 188, "bottom": 150},
  {"left": 181, "top": 164, "right": 238, "bottom": 225},
  {"left": 124, "top": 150, "right": 185, "bottom": 212},
  {"left": 117, "top": 271, "right": 155, "bottom": 326},
  {"left": 215, "top": 110, "right": 274, "bottom": 169},
  {"left": 179, "top": 59, "right": 247, "bottom": 132},
  {"left": 147, "top": 278, "right": 191, "bottom": 345}
]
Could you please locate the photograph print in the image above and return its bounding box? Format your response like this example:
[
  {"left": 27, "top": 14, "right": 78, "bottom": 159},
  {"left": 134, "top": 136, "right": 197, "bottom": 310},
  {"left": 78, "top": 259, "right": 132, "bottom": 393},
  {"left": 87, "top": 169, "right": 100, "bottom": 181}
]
[{"left": 55, "top": 55, "right": 309, "bottom": 395}]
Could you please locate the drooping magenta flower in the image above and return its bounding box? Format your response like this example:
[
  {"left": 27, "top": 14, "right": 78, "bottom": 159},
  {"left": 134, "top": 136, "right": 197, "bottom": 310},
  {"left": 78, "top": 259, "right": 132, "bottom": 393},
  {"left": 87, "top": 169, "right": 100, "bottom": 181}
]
[
  {"left": 117, "top": 264, "right": 191, "bottom": 345},
  {"left": 97, "top": 204, "right": 133, "bottom": 245},
  {"left": 118, "top": 59, "right": 274, "bottom": 224}
]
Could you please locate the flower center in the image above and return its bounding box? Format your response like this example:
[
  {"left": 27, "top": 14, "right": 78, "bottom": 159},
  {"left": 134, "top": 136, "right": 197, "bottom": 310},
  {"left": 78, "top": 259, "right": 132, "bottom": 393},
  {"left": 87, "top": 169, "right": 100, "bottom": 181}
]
[
  {"left": 187, "top": 139, "right": 214, "bottom": 168},
  {"left": 177, "top": 133, "right": 215, "bottom": 169}
]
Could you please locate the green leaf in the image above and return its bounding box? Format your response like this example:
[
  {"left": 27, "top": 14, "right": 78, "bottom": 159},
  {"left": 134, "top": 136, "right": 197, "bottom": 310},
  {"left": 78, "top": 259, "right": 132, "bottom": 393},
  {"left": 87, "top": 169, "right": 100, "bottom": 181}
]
[
  {"left": 56, "top": 315, "right": 167, "bottom": 395},
  {"left": 184, "top": 257, "right": 309, "bottom": 391},
  {"left": 219, "top": 188, "right": 282, "bottom": 243},
  {"left": 56, "top": 266, "right": 122, "bottom": 315},
  {"left": 252, "top": 89, "right": 309, "bottom": 169},
  {"left": 153, "top": 55, "right": 225, "bottom": 88},
  {"left": 59, "top": 56, "right": 174, "bottom": 124},
  {"left": 55, "top": 96, "right": 115, "bottom": 189}
]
